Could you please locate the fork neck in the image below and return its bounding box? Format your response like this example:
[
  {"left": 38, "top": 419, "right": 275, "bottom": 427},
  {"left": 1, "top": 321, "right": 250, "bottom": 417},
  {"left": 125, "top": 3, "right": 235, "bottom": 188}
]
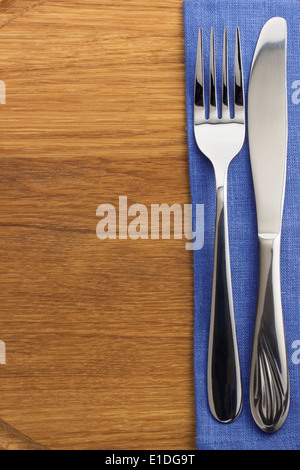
[
  {"left": 214, "top": 165, "right": 228, "bottom": 192},
  {"left": 214, "top": 166, "right": 229, "bottom": 237}
]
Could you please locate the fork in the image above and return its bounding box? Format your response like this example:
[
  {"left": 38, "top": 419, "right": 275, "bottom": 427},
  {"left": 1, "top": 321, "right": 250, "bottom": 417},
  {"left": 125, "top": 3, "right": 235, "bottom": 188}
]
[{"left": 194, "top": 27, "right": 245, "bottom": 423}]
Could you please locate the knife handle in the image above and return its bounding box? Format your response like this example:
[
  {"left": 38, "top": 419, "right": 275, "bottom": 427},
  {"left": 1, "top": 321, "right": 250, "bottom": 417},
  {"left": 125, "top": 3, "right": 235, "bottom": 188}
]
[
  {"left": 207, "top": 177, "right": 242, "bottom": 423},
  {"left": 250, "top": 235, "right": 290, "bottom": 432}
]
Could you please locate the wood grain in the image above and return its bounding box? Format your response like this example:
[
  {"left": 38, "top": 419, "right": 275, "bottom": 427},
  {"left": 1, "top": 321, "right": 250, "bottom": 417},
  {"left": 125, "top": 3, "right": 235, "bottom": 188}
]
[
  {"left": 0, "top": 0, "right": 195, "bottom": 449},
  {"left": 0, "top": 418, "right": 47, "bottom": 450}
]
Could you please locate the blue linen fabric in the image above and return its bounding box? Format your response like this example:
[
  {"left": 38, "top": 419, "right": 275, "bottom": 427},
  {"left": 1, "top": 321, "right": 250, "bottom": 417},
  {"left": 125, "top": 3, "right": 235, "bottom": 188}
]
[{"left": 183, "top": 0, "right": 300, "bottom": 450}]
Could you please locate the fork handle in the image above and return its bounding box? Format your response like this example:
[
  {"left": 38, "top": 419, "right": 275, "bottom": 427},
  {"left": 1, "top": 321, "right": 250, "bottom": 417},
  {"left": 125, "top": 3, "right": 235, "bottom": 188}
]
[
  {"left": 207, "top": 174, "right": 242, "bottom": 423},
  {"left": 249, "top": 235, "right": 290, "bottom": 432}
]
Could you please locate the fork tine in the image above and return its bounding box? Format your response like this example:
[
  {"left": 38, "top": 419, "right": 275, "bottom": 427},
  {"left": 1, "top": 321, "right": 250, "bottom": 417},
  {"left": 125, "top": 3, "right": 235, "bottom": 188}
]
[
  {"left": 222, "top": 27, "right": 230, "bottom": 119},
  {"left": 209, "top": 27, "right": 218, "bottom": 119},
  {"left": 234, "top": 27, "right": 244, "bottom": 120},
  {"left": 194, "top": 28, "right": 205, "bottom": 123}
]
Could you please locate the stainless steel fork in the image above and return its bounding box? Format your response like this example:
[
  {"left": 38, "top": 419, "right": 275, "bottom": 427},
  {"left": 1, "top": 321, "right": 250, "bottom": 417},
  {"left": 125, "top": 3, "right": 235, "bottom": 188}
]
[{"left": 194, "top": 27, "right": 245, "bottom": 422}]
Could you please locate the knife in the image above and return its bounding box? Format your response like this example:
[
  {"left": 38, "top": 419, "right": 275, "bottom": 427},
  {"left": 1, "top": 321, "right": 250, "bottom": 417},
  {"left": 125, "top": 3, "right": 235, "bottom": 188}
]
[{"left": 248, "top": 17, "right": 290, "bottom": 433}]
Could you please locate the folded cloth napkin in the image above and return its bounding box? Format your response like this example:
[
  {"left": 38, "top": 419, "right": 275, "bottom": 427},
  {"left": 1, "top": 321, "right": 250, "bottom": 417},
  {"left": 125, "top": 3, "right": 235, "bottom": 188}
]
[{"left": 183, "top": 0, "right": 300, "bottom": 450}]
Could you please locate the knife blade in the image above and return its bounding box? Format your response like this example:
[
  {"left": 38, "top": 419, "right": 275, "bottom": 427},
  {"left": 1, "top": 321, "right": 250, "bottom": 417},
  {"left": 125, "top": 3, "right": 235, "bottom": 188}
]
[{"left": 248, "top": 17, "right": 290, "bottom": 433}]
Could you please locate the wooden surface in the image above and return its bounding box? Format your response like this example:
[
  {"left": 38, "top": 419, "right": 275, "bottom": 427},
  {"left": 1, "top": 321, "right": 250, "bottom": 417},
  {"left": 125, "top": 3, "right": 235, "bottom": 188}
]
[{"left": 0, "top": 0, "right": 195, "bottom": 449}]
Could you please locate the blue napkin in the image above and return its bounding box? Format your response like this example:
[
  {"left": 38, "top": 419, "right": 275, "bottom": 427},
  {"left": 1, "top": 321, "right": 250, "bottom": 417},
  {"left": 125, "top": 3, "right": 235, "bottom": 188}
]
[{"left": 183, "top": 0, "right": 300, "bottom": 450}]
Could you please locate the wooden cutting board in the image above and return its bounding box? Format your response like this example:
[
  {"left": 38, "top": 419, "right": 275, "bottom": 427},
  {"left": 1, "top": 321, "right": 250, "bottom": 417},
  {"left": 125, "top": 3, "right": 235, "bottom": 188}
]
[{"left": 0, "top": 0, "right": 196, "bottom": 449}]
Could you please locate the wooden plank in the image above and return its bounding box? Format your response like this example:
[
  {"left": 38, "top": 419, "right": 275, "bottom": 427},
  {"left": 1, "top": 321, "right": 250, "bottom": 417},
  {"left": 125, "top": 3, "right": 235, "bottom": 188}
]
[{"left": 0, "top": 0, "right": 195, "bottom": 449}]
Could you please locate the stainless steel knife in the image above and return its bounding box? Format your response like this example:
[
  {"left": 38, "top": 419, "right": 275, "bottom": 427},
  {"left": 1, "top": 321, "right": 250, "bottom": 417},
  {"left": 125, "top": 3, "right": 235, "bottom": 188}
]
[{"left": 248, "top": 17, "right": 290, "bottom": 433}]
